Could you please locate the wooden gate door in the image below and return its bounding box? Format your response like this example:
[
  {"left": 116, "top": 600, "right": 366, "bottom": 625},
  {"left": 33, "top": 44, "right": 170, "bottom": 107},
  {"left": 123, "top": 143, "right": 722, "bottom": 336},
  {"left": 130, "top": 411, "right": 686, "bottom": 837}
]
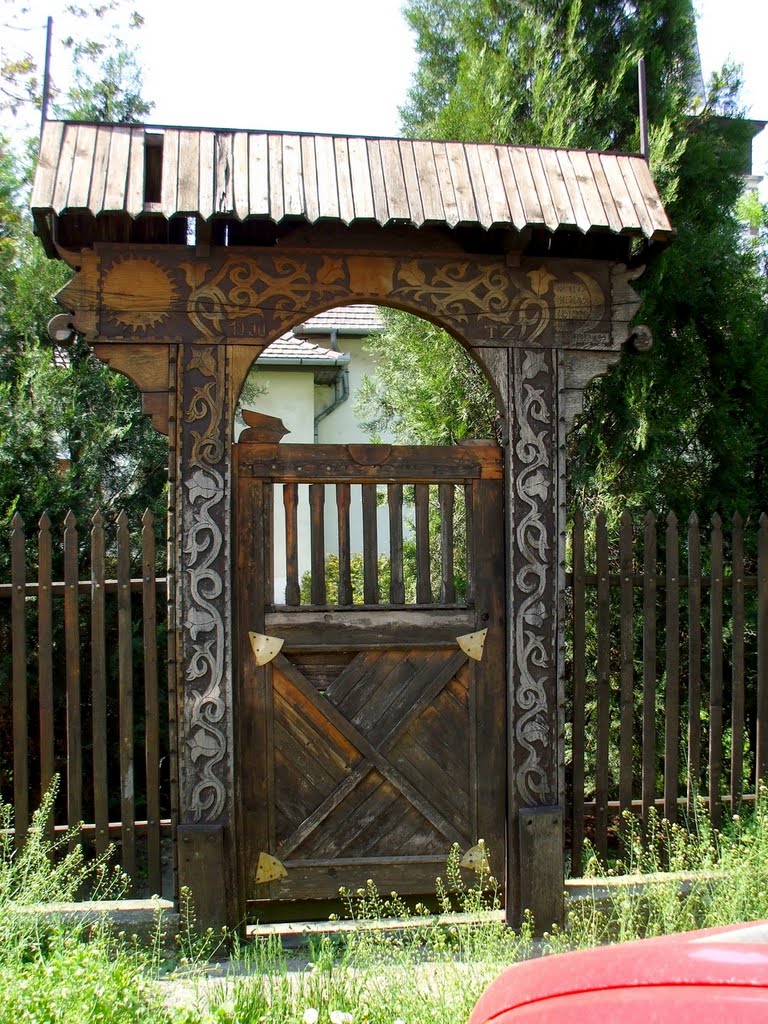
[{"left": 235, "top": 440, "right": 505, "bottom": 908}]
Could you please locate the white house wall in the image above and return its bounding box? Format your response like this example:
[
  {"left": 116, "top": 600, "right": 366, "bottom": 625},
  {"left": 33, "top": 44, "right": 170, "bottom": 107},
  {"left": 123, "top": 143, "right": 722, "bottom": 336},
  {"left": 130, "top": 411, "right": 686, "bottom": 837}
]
[
  {"left": 237, "top": 329, "right": 413, "bottom": 605},
  {"left": 315, "top": 337, "right": 393, "bottom": 567}
]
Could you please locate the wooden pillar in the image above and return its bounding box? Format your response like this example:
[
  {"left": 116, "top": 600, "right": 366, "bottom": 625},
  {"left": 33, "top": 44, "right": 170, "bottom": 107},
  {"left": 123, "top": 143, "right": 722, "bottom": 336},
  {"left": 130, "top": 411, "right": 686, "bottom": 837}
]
[
  {"left": 505, "top": 349, "right": 565, "bottom": 931},
  {"left": 174, "top": 341, "right": 238, "bottom": 929}
]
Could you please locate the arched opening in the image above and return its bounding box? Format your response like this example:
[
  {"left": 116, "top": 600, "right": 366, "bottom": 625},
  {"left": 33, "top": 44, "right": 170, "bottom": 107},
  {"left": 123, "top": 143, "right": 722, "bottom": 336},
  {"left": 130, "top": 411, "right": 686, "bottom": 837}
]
[
  {"left": 234, "top": 302, "right": 501, "bottom": 608},
  {"left": 232, "top": 302, "right": 506, "bottom": 916}
]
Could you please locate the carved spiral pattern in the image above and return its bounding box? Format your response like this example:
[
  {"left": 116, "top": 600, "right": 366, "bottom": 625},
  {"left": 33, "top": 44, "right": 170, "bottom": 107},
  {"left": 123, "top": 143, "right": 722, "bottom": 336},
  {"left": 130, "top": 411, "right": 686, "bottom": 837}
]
[
  {"left": 513, "top": 350, "right": 555, "bottom": 805},
  {"left": 182, "top": 347, "right": 229, "bottom": 821},
  {"left": 183, "top": 467, "right": 227, "bottom": 819}
]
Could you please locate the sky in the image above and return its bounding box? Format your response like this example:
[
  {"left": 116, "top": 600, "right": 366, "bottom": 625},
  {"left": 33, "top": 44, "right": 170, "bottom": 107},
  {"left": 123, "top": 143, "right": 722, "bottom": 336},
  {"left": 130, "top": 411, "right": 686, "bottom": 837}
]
[{"left": 3, "top": 0, "right": 767, "bottom": 190}]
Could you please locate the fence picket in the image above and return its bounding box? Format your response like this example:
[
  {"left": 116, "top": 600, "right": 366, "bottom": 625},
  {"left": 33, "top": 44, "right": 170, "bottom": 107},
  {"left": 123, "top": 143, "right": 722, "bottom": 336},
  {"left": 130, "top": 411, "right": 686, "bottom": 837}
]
[
  {"left": 664, "top": 512, "right": 680, "bottom": 823},
  {"left": 37, "top": 513, "right": 54, "bottom": 837},
  {"left": 309, "top": 483, "right": 327, "bottom": 605},
  {"left": 142, "top": 510, "right": 162, "bottom": 897},
  {"left": 91, "top": 511, "right": 109, "bottom": 856},
  {"left": 117, "top": 511, "right": 136, "bottom": 883},
  {"left": 642, "top": 511, "right": 657, "bottom": 827},
  {"left": 619, "top": 510, "right": 634, "bottom": 820},
  {"left": 361, "top": 483, "right": 379, "bottom": 604},
  {"left": 336, "top": 483, "right": 353, "bottom": 605},
  {"left": 709, "top": 513, "right": 724, "bottom": 828},
  {"left": 758, "top": 514, "right": 768, "bottom": 786},
  {"left": 63, "top": 511, "right": 82, "bottom": 846},
  {"left": 570, "top": 510, "right": 586, "bottom": 872},
  {"left": 283, "top": 483, "right": 300, "bottom": 605},
  {"left": 595, "top": 511, "right": 610, "bottom": 859},
  {"left": 415, "top": 484, "right": 431, "bottom": 603},
  {"left": 731, "top": 513, "right": 745, "bottom": 811},
  {"left": 439, "top": 483, "right": 455, "bottom": 604},
  {"left": 687, "top": 514, "right": 702, "bottom": 811},
  {"left": 388, "top": 483, "right": 405, "bottom": 604},
  {"left": 11, "top": 513, "right": 28, "bottom": 847}
]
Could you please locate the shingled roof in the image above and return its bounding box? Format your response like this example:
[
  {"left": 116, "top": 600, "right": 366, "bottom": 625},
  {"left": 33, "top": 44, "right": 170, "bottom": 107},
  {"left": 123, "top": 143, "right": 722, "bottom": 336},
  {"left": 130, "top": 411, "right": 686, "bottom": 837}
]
[
  {"left": 258, "top": 334, "right": 350, "bottom": 366},
  {"left": 294, "top": 305, "right": 385, "bottom": 335},
  {"left": 31, "top": 122, "right": 673, "bottom": 247}
]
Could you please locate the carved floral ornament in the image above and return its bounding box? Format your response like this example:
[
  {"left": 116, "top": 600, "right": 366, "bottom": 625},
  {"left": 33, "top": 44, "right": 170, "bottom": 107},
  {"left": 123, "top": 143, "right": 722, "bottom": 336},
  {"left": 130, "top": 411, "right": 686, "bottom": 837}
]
[
  {"left": 180, "top": 344, "right": 230, "bottom": 821},
  {"left": 512, "top": 349, "right": 557, "bottom": 805},
  {"left": 54, "top": 247, "right": 639, "bottom": 352}
]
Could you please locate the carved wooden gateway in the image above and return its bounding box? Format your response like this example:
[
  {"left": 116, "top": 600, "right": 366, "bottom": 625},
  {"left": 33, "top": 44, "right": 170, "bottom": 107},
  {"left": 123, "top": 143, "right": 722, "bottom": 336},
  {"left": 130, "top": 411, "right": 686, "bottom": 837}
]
[{"left": 32, "top": 123, "right": 672, "bottom": 927}]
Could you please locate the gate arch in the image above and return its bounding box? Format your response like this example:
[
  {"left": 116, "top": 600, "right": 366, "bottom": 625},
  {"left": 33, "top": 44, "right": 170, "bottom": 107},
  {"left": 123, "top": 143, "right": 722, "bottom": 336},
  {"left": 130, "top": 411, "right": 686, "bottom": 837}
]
[
  {"left": 32, "top": 121, "right": 672, "bottom": 929},
  {"left": 233, "top": 301, "right": 505, "bottom": 912}
]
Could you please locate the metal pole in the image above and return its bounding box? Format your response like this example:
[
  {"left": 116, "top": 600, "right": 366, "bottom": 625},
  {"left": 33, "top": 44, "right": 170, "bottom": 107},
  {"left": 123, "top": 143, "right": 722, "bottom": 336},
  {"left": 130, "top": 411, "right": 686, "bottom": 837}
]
[
  {"left": 638, "top": 55, "right": 649, "bottom": 161},
  {"left": 40, "top": 16, "right": 53, "bottom": 140}
]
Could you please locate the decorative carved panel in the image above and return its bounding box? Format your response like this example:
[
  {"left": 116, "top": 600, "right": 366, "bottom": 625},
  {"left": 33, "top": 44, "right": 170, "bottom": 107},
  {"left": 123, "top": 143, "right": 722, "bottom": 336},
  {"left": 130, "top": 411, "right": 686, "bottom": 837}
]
[
  {"left": 509, "top": 349, "right": 560, "bottom": 805},
  {"left": 177, "top": 343, "right": 233, "bottom": 823},
  {"left": 56, "top": 246, "right": 639, "bottom": 356}
]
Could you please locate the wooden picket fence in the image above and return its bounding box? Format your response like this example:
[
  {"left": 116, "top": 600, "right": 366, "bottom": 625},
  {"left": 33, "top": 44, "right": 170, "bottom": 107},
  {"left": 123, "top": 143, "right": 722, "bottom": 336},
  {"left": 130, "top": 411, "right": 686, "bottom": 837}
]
[
  {"left": 568, "top": 509, "right": 768, "bottom": 874},
  {"left": 3, "top": 505, "right": 768, "bottom": 891},
  {"left": 0, "top": 509, "right": 171, "bottom": 897}
]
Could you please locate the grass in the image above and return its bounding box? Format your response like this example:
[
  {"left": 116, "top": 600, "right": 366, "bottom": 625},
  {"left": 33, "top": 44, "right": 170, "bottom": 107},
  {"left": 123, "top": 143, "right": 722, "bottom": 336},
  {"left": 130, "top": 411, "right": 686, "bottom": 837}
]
[{"left": 5, "top": 788, "right": 768, "bottom": 1024}]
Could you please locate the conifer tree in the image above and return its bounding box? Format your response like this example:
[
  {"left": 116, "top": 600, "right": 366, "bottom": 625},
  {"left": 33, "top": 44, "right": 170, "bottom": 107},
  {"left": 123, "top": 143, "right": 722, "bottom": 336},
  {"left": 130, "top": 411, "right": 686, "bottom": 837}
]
[{"left": 361, "top": 0, "right": 768, "bottom": 521}]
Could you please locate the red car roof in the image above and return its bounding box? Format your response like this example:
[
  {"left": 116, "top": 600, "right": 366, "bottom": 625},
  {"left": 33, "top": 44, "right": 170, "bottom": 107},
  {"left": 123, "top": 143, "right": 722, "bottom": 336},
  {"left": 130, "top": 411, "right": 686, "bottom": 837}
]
[{"left": 469, "top": 922, "right": 768, "bottom": 1024}]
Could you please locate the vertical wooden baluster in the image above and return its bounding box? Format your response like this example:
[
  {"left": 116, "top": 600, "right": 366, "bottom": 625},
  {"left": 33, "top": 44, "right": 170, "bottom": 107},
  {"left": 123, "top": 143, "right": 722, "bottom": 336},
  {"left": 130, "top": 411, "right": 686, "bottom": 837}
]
[
  {"left": 687, "top": 514, "right": 702, "bottom": 812},
  {"left": 309, "top": 483, "right": 326, "bottom": 605},
  {"left": 464, "top": 483, "right": 475, "bottom": 603},
  {"left": 142, "top": 510, "right": 161, "bottom": 896},
  {"left": 63, "top": 511, "right": 82, "bottom": 846},
  {"left": 388, "top": 483, "right": 404, "bottom": 605},
  {"left": 361, "top": 483, "right": 379, "bottom": 604},
  {"left": 337, "top": 483, "right": 353, "bottom": 605},
  {"left": 664, "top": 512, "right": 680, "bottom": 823},
  {"left": 642, "top": 511, "right": 657, "bottom": 828},
  {"left": 730, "top": 513, "right": 745, "bottom": 813},
  {"left": 264, "top": 482, "right": 274, "bottom": 607},
  {"left": 595, "top": 510, "right": 610, "bottom": 860},
  {"left": 91, "top": 511, "right": 108, "bottom": 857},
  {"left": 571, "top": 510, "right": 586, "bottom": 874},
  {"left": 11, "top": 513, "right": 28, "bottom": 849},
  {"left": 619, "top": 510, "right": 634, "bottom": 824},
  {"left": 117, "top": 511, "right": 135, "bottom": 883},
  {"left": 757, "top": 513, "right": 768, "bottom": 789},
  {"left": 709, "top": 513, "right": 724, "bottom": 828},
  {"left": 439, "top": 483, "right": 455, "bottom": 604},
  {"left": 415, "top": 483, "right": 431, "bottom": 604},
  {"left": 283, "top": 483, "right": 300, "bottom": 605},
  {"left": 38, "top": 513, "right": 54, "bottom": 839}
]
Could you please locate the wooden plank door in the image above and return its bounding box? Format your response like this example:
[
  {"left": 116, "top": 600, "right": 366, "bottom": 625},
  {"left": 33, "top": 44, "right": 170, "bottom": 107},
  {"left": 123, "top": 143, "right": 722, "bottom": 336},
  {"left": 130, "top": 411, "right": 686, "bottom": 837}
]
[{"left": 235, "top": 442, "right": 505, "bottom": 907}]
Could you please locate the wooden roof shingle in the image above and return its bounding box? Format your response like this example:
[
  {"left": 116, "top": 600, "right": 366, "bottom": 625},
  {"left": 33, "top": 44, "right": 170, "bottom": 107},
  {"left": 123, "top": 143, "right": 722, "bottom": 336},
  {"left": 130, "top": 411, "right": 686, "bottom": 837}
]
[{"left": 31, "top": 121, "right": 673, "bottom": 241}]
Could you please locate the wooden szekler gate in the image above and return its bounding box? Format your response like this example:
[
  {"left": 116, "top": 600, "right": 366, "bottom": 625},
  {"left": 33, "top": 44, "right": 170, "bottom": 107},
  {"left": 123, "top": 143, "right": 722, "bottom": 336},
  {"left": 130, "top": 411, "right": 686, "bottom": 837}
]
[
  {"left": 32, "top": 120, "right": 673, "bottom": 928},
  {"left": 235, "top": 437, "right": 505, "bottom": 904}
]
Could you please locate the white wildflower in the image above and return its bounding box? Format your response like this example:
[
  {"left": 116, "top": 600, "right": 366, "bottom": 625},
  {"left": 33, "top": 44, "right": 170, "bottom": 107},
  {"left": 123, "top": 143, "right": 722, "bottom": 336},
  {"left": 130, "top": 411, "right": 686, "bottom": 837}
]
[
  {"left": 303, "top": 1010, "right": 319, "bottom": 1024},
  {"left": 329, "top": 1012, "right": 353, "bottom": 1024}
]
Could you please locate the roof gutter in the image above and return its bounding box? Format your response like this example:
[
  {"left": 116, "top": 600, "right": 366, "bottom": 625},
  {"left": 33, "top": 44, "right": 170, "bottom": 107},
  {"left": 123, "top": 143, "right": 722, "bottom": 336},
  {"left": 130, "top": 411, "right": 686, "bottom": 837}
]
[
  {"left": 296, "top": 325, "right": 386, "bottom": 336},
  {"left": 256, "top": 353, "right": 351, "bottom": 368},
  {"left": 314, "top": 366, "right": 350, "bottom": 443}
]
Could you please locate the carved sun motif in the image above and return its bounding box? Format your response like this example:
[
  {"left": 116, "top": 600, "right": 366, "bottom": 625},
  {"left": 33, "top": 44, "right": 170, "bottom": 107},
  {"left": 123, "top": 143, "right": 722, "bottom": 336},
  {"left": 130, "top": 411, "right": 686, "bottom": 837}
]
[{"left": 102, "top": 258, "right": 178, "bottom": 332}]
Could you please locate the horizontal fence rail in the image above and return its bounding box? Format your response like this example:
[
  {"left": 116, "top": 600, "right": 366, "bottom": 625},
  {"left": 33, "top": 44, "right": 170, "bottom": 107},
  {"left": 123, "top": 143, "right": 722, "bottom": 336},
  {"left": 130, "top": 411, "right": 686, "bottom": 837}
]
[
  {"left": 0, "top": 509, "right": 171, "bottom": 897},
  {"left": 567, "top": 510, "right": 768, "bottom": 875}
]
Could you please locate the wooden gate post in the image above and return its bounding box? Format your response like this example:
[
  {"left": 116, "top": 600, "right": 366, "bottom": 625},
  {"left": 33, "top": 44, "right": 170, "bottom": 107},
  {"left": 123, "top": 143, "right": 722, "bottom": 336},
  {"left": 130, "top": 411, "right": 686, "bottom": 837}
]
[
  {"left": 475, "top": 268, "right": 644, "bottom": 932},
  {"left": 174, "top": 341, "right": 239, "bottom": 929},
  {"left": 505, "top": 348, "right": 565, "bottom": 931}
]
